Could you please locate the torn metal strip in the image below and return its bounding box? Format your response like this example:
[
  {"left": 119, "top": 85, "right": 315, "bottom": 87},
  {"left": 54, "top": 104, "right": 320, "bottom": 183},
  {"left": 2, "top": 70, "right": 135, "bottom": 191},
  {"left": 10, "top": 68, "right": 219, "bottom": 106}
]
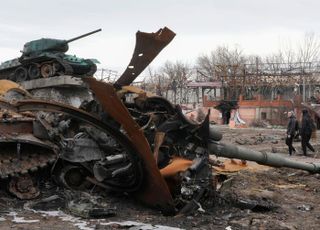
[{"left": 84, "top": 77, "right": 175, "bottom": 215}]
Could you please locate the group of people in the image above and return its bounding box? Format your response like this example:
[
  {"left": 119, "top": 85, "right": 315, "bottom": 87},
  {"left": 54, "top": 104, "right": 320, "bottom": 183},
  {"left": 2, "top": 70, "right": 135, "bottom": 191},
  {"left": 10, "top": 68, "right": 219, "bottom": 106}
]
[{"left": 286, "top": 109, "right": 316, "bottom": 156}]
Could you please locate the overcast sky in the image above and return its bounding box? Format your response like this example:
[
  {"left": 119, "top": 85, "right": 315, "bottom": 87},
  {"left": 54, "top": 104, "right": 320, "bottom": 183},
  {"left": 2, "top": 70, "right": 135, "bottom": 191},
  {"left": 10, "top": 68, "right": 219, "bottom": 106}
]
[{"left": 0, "top": 0, "right": 319, "bottom": 75}]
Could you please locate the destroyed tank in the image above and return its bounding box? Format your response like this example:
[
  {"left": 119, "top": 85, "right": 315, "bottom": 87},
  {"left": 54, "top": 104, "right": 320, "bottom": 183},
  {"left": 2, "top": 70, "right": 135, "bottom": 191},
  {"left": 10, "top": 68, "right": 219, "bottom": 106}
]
[
  {"left": 1, "top": 27, "right": 320, "bottom": 216},
  {"left": 0, "top": 29, "right": 101, "bottom": 82},
  {"left": 0, "top": 27, "right": 178, "bottom": 209}
]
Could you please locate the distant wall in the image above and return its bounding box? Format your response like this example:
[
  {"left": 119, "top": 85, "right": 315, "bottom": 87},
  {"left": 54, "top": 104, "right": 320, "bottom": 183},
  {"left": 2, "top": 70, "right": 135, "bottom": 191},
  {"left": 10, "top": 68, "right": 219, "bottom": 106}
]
[{"left": 203, "top": 94, "right": 294, "bottom": 126}]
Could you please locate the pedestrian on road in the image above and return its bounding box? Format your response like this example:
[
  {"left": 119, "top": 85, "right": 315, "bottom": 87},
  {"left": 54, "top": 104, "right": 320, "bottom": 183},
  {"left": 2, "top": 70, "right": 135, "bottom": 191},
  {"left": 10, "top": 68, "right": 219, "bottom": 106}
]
[
  {"left": 300, "top": 109, "right": 315, "bottom": 156},
  {"left": 286, "top": 111, "right": 298, "bottom": 156}
]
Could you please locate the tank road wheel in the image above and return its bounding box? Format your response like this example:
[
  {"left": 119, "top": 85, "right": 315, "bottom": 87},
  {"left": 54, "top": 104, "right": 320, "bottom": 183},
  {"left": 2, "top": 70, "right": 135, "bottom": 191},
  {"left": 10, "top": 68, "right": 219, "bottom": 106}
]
[
  {"left": 28, "top": 63, "right": 40, "bottom": 79},
  {"left": 53, "top": 164, "right": 90, "bottom": 190},
  {"left": 14, "top": 67, "right": 28, "bottom": 82},
  {"left": 40, "top": 63, "right": 56, "bottom": 78},
  {"left": 8, "top": 174, "right": 40, "bottom": 199}
]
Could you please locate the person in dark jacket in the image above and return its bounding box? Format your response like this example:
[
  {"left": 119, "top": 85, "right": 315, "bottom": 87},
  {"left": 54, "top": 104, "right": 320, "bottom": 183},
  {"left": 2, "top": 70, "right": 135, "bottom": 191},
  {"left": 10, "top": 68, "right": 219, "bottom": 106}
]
[
  {"left": 286, "top": 111, "right": 298, "bottom": 155},
  {"left": 300, "top": 109, "right": 315, "bottom": 156}
]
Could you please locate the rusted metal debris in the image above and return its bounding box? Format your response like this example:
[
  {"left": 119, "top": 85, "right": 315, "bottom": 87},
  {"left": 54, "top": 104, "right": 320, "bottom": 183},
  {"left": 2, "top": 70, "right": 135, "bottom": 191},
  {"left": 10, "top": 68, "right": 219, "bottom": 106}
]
[
  {"left": 0, "top": 99, "right": 57, "bottom": 185},
  {"left": 0, "top": 26, "right": 234, "bottom": 216},
  {"left": 0, "top": 81, "right": 212, "bottom": 215},
  {"left": 0, "top": 80, "right": 24, "bottom": 95},
  {"left": 84, "top": 77, "right": 175, "bottom": 214},
  {"left": 115, "top": 27, "right": 176, "bottom": 87},
  {"left": 2, "top": 26, "right": 320, "bottom": 218},
  {"left": 8, "top": 174, "right": 40, "bottom": 199}
]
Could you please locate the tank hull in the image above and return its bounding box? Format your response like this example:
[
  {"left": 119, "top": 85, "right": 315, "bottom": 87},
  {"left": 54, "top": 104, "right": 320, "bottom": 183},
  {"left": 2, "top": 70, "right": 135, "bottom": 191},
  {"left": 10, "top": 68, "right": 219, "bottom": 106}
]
[{"left": 0, "top": 54, "right": 97, "bottom": 82}]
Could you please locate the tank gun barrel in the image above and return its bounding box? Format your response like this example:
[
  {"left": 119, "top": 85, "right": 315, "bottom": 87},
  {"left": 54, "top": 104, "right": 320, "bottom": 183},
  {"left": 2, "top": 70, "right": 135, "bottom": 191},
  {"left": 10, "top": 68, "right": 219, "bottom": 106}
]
[
  {"left": 66, "top": 29, "right": 102, "bottom": 43},
  {"left": 208, "top": 129, "right": 320, "bottom": 174}
]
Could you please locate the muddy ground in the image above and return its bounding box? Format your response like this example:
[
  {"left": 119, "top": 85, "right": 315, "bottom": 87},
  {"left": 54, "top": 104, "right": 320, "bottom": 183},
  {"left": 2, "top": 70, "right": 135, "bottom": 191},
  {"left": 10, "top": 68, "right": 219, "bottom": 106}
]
[{"left": 1, "top": 126, "right": 320, "bottom": 230}]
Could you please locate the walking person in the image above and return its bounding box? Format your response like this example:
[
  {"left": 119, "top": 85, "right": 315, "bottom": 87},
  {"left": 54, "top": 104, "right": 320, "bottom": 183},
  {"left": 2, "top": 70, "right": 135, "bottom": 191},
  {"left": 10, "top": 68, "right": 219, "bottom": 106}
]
[
  {"left": 300, "top": 109, "right": 315, "bottom": 156},
  {"left": 286, "top": 111, "right": 298, "bottom": 156}
]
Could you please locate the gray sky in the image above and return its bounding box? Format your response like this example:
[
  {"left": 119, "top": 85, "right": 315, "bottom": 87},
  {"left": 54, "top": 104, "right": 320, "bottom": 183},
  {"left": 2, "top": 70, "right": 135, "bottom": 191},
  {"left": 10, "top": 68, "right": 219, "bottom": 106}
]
[{"left": 0, "top": 0, "right": 319, "bottom": 75}]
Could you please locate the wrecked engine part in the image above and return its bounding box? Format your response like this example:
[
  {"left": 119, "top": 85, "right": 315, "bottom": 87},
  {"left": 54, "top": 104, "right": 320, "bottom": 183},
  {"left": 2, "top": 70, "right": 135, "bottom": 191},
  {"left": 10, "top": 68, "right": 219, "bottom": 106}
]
[
  {"left": 85, "top": 77, "right": 214, "bottom": 215},
  {"left": 84, "top": 78, "right": 176, "bottom": 214},
  {"left": 60, "top": 132, "right": 104, "bottom": 163},
  {"left": 0, "top": 98, "right": 144, "bottom": 194},
  {"left": 53, "top": 164, "right": 90, "bottom": 190}
]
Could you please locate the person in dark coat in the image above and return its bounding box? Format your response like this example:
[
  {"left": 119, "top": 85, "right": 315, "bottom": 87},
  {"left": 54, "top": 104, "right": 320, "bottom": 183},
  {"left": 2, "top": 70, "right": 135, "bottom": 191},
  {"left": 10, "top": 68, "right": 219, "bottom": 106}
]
[
  {"left": 300, "top": 109, "right": 315, "bottom": 156},
  {"left": 286, "top": 111, "right": 298, "bottom": 155}
]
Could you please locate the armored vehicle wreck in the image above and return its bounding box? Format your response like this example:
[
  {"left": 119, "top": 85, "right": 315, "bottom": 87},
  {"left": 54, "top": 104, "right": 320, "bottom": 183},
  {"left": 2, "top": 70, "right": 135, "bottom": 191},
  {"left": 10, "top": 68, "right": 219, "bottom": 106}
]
[
  {"left": 0, "top": 27, "right": 320, "bottom": 217},
  {"left": 0, "top": 29, "right": 101, "bottom": 82}
]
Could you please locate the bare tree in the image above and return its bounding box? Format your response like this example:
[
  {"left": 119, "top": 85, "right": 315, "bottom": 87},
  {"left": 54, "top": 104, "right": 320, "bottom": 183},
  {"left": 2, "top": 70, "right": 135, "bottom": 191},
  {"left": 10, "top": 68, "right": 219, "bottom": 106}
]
[
  {"left": 196, "top": 52, "right": 216, "bottom": 79},
  {"left": 297, "top": 32, "right": 320, "bottom": 64},
  {"left": 196, "top": 45, "right": 246, "bottom": 80},
  {"left": 160, "top": 61, "right": 192, "bottom": 104},
  {"left": 144, "top": 31, "right": 320, "bottom": 104},
  {"left": 144, "top": 66, "right": 170, "bottom": 97}
]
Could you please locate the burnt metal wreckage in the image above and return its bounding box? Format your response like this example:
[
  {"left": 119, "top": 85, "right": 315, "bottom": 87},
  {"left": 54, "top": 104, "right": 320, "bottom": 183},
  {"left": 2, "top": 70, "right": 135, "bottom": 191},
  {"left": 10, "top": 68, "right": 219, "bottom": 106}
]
[{"left": 1, "top": 27, "right": 320, "bottom": 216}]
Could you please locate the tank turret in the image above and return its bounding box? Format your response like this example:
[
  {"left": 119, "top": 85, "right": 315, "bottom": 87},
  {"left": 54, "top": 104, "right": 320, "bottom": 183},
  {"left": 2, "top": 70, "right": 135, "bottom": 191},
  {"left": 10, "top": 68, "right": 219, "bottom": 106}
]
[
  {"left": 0, "top": 29, "right": 102, "bottom": 82},
  {"left": 22, "top": 38, "right": 69, "bottom": 57},
  {"left": 21, "top": 29, "right": 102, "bottom": 58}
]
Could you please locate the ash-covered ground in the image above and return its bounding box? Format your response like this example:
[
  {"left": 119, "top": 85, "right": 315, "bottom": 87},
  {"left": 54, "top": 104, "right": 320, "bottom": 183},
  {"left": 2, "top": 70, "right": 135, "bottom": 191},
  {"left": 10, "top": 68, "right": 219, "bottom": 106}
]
[{"left": 1, "top": 126, "right": 320, "bottom": 230}]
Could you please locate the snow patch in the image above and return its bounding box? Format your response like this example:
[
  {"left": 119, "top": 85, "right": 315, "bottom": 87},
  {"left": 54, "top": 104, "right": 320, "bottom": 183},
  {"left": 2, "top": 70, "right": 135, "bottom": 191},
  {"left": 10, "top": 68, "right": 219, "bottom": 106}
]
[
  {"left": 28, "top": 209, "right": 95, "bottom": 230},
  {"left": 100, "top": 221, "right": 184, "bottom": 230},
  {"left": 7, "top": 212, "right": 39, "bottom": 224}
]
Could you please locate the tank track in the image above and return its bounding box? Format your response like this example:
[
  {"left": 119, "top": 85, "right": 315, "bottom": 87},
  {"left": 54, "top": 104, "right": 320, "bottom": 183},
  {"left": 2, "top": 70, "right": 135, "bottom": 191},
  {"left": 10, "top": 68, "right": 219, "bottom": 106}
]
[
  {"left": 0, "top": 58, "right": 74, "bottom": 82},
  {"left": 0, "top": 148, "right": 56, "bottom": 179},
  {"left": 55, "top": 57, "right": 73, "bottom": 76},
  {"left": 0, "top": 99, "right": 144, "bottom": 192},
  {"left": 0, "top": 57, "right": 96, "bottom": 82}
]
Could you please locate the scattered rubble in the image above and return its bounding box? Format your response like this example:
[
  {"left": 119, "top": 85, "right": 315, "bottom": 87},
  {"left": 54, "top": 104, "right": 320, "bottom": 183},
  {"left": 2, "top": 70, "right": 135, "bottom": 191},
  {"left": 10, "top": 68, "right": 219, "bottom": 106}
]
[{"left": 0, "top": 27, "right": 320, "bottom": 230}]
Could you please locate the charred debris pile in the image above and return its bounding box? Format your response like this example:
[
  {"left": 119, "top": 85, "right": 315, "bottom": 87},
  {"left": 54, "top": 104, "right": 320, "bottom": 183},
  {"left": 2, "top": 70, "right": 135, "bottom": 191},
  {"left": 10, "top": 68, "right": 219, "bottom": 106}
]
[{"left": 0, "top": 27, "right": 320, "bottom": 219}]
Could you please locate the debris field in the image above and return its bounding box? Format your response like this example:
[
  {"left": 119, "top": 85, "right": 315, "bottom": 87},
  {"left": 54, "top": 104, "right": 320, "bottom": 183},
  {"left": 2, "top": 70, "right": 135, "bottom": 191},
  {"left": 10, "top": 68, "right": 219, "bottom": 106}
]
[{"left": 0, "top": 27, "right": 319, "bottom": 230}]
